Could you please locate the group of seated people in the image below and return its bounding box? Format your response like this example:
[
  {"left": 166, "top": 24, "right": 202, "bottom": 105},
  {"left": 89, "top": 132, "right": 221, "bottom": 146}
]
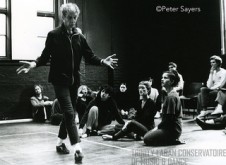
[
  {"left": 30, "top": 55, "right": 226, "bottom": 148},
  {"left": 99, "top": 70, "right": 183, "bottom": 145},
  {"left": 30, "top": 64, "right": 185, "bottom": 146},
  {"left": 30, "top": 84, "right": 96, "bottom": 125}
]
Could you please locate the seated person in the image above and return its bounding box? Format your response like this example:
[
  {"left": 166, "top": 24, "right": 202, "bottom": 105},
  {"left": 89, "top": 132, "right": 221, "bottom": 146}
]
[
  {"left": 76, "top": 85, "right": 93, "bottom": 122},
  {"left": 196, "top": 90, "right": 226, "bottom": 130},
  {"left": 148, "top": 77, "right": 160, "bottom": 118},
  {"left": 197, "top": 55, "right": 226, "bottom": 118},
  {"left": 168, "top": 62, "right": 184, "bottom": 95},
  {"left": 102, "top": 81, "right": 156, "bottom": 141},
  {"left": 114, "top": 83, "right": 131, "bottom": 118},
  {"left": 148, "top": 77, "right": 159, "bottom": 103},
  {"left": 143, "top": 70, "right": 183, "bottom": 146},
  {"left": 30, "top": 84, "right": 53, "bottom": 122},
  {"left": 157, "top": 62, "right": 184, "bottom": 118},
  {"left": 79, "top": 85, "right": 125, "bottom": 137}
]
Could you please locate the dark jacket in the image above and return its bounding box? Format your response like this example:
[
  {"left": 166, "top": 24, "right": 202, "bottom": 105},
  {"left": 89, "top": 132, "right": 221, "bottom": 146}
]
[
  {"left": 35, "top": 24, "right": 102, "bottom": 85},
  {"left": 76, "top": 96, "right": 93, "bottom": 121},
  {"left": 79, "top": 93, "right": 125, "bottom": 129},
  {"left": 114, "top": 90, "right": 131, "bottom": 111},
  {"left": 134, "top": 98, "right": 156, "bottom": 130}
]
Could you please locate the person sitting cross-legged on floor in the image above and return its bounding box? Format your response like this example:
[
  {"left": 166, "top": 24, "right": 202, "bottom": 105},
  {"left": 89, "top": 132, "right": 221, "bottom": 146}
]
[
  {"left": 78, "top": 85, "right": 125, "bottom": 138},
  {"left": 102, "top": 81, "right": 156, "bottom": 141}
]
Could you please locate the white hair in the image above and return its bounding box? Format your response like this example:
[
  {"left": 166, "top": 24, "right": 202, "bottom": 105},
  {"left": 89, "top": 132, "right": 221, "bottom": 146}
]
[{"left": 60, "top": 3, "right": 80, "bottom": 18}]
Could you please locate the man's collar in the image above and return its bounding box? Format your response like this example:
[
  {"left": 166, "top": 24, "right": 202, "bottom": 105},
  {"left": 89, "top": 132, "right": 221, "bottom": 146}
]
[{"left": 61, "top": 23, "right": 80, "bottom": 35}]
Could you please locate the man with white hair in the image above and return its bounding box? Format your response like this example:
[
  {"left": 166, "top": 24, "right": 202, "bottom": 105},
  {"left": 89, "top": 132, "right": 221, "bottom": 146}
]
[{"left": 16, "top": 3, "right": 118, "bottom": 163}]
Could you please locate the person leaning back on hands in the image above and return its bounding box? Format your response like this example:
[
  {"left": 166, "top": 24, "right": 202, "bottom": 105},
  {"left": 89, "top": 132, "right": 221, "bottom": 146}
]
[{"left": 16, "top": 3, "right": 117, "bottom": 164}]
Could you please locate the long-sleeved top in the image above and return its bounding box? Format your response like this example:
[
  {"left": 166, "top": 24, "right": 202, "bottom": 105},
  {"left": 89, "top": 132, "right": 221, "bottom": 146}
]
[
  {"left": 207, "top": 68, "right": 226, "bottom": 90},
  {"left": 79, "top": 96, "right": 125, "bottom": 129},
  {"left": 149, "top": 87, "right": 159, "bottom": 103},
  {"left": 35, "top": 24, "right": 102, "bottom": 86},
  {"left": 134, "top": 98, "right": 156, "bottom": 130},
  {"left": 30, "top": 95, "right": 49, "bottom": 120},
  {"left": 158, "top": 90, "right": 183, "bottom": 135},
  {"left": 30, "top": 95, "right": 49, "bottom": 109},
  {"left": 114, "top": 91, "right": 131, "bottom": 111},
  {"left": 174, "top": 73, "right": 184, "bottom": 92},
  {"left": 76, "top": 96, "right": 93, "bottom": 121}
]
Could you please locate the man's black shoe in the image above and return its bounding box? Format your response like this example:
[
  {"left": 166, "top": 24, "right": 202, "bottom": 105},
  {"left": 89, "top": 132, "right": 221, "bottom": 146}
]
[
  {"left": 74, "top": 150, "right": 84, "bottom": 164},
  {"left": 56, "top": 143, "right": 70, "bottom": 154}
]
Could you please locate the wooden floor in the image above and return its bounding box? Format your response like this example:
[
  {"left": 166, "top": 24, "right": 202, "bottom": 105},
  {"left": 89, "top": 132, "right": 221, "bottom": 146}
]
[{"left": 0, "top": 115, "right": 226, "bottom": 165}]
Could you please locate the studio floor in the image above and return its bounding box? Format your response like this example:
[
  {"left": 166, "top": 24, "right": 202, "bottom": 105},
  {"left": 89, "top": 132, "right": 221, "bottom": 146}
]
[{"left": 0, "top": 114, "right": 226, "bottom": 165}]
